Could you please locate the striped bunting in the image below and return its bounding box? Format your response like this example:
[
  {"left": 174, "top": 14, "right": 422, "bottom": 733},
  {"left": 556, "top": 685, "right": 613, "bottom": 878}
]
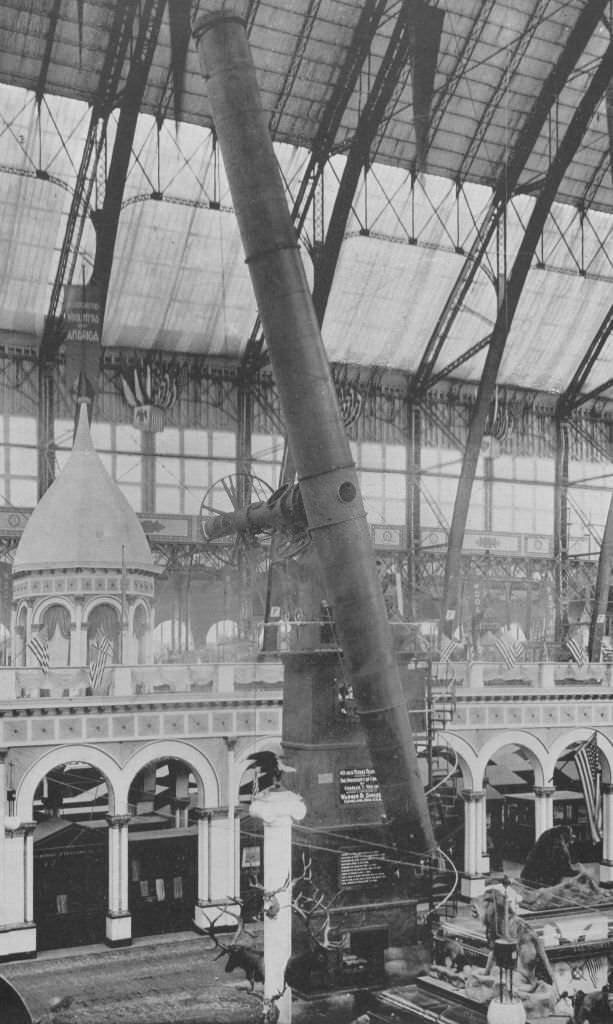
[{"left": 574, "top": 732, "right": 602, "bottom": 844}]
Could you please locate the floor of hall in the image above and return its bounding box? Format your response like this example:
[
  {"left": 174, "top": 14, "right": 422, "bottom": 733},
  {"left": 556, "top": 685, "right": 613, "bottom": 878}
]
[{"left": 0, "top": 928, "right": 381, "bottom": 1024}]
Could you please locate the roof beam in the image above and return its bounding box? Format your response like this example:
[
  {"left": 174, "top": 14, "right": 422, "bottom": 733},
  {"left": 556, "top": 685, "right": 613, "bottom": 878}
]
[
  {"left": 440, "top": 37, "right": 613, "bottom": 633},
  {"left": 312, "top": 0, "right": 417, "bottom": 324},
  {"left": 91, "top": 0, "right": 168, "bottom": 305},
  {"left": 37, "top": 0, "right": 140, "bottom": 498},
  {"left": 558, "top": 303, "right": 613, "bottom": 416},
  {"left": 426, "top": 333, "right": 492, "bottom": 389},
  {"left": 410, "top": 0, "right": 610, "bottom": 398},
  {"left": 35, "top": 0, "right": 62, "bottom": 105},
  {"left": 42, "top": 0, "right": 140, "bottom": 337}
]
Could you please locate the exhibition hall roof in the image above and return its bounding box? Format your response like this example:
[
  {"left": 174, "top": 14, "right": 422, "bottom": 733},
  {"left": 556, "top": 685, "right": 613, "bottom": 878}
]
[{"left": 1, "top": 1, "right": 613, "bottom": 397}]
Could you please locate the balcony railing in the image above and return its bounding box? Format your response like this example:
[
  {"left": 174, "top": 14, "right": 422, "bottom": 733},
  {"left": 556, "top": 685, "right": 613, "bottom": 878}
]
[{"left": 0, "top": 660, "right": 284, "bottom": 702}]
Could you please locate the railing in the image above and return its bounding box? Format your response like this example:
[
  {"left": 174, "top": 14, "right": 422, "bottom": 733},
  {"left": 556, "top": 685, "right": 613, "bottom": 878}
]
[
  {"left": 0, "top": 660, "right": 284, "bottom": 702},
  {"left": 432, "top": 659, "right": 611, "bottom": 689}
]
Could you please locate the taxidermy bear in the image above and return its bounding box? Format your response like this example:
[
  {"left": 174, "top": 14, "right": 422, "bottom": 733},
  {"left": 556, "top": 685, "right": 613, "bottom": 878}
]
[{"left": 520, "top": 825, "right": 578, "bottom": 887}]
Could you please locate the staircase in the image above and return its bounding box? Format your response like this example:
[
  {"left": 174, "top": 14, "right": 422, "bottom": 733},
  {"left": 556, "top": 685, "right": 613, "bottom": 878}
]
[{"left": 423, "top": 664, "right": 461, "bottom": 920}]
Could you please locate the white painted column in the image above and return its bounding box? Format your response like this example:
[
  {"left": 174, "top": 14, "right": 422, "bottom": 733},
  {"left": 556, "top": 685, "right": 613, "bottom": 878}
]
[
  {"left": 71, "top": 601, "right": 83, "bottom": 666},
  {"left": 600, "top": 782, "right": 613, "bottom": 885},
  {"left": 23, "top": 821, "right": 35, "bottom": 923},
  {"left": 193, "top": 809, "right": 212, "bottom": 931},
  {"left": 461, "top": 790, "right": 487, "bottom": 898},
  {"left": 534, "top": 786, "right": 555, "bottom": 840},
  {"left": 105, "top": 815, "right": 132, "bottom": 946},
  {"left": 250, "top": 789, "right": 306, "bottom": 1024},
  {"left": 0, "top": 750, "right": 6, "bottom": 908},
  {"left": 225, "top": 738, "right": 238, "bottom": 898}
]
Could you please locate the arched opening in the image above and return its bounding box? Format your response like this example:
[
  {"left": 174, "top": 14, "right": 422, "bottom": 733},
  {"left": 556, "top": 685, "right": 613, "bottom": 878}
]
[
  {"left": 41, "top": 603, "right": 71, "bottom": 666},
  {"left": 32, "top": 761, "right": 110, "bottom": 950},
  {"left": 126, "top": 757, "right": 199, "bottom": 937},
  {"left": 15, "top": 605, "right": 27, "bottom": 666},
  {"left": 86, "top": 603, "right": 120, "bottom": 661},
  {"left": 553, "top": 737, "right": 603, "bottom": 866},
  {"left": 483, "top": 744, "right": 539, "bottom": 873},
  {"left": 152, "top": 618, "right": 193, "bottom": 663},
  {"left": 133, "top": 603, "right": 148, "bottom": 664}
]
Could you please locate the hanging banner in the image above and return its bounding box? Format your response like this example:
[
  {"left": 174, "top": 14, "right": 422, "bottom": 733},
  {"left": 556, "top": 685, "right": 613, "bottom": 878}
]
[{"left": 63, "top": 282, "right": 103, "bottom": 391}]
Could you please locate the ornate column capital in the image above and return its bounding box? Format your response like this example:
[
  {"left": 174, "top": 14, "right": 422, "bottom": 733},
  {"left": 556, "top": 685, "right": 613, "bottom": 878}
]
[
  {"left": 106, "top": 814, "right": 131, "bottom": 828},
  {"left": 462, "top": 789, "right": 485, "bottom": 802},
  {"left": 533, "top": 786, "right": 555, "bottom": 798}
]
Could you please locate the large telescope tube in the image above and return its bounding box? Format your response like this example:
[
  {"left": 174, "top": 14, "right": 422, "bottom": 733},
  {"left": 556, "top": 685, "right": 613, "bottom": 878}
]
[{"left": 192, "top": 10, "right": 435, "bottom": 856}]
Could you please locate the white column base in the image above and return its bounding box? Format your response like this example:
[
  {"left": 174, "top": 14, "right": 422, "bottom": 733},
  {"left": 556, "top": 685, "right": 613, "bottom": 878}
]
[
  {"left": 460, "top": 873, "right": 487, "bottom": 899},
  {"left": 105, "top": 912, "right": 132, "bottom": 946},
  {"left": 599, "top": 860, "right": 613, "bottom": 886},
  {"left": 0, "top": 922, "right": 37, "bottom": 961}
]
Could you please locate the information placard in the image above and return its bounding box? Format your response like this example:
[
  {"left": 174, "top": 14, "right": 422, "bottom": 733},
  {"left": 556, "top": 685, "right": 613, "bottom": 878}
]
[
  {"left": 339, "top": 767, "right": 382, "bottom": 804},
  {"left": 339, "top": 849, "right": 387, "bottom": 888}
]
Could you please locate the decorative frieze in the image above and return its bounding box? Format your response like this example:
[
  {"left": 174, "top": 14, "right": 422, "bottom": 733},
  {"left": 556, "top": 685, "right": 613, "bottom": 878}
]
[{"left": 12, "top": 570, "right": 154, "bottom": 600}]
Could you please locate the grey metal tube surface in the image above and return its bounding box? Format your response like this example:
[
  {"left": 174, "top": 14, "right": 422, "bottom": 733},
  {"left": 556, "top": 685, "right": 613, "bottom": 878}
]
[{"left": 192, "top": 9, "right": 434, "bottom": 855}]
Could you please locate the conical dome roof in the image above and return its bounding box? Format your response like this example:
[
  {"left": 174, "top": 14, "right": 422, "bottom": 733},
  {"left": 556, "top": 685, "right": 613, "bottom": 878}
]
[{"left": 13, "top": 402, "right": 155, "bottom": 575}]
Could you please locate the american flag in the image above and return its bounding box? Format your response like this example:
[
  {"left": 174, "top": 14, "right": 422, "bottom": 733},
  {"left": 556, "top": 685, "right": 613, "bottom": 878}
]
[
  {"left": 27, "top": 627, "right": 49, "bottom": 673},
  {"left": 574, "top": 732, "right": 602, "bottom": 844},
  {"left": 494, "top": 632, "right": 523, "bottom": 670},
  {"left": 565, "top": 635, "right": 587, "bottom": 667},
  {"left": 89, "top": 629, "right": 113, "bottom": 691}
]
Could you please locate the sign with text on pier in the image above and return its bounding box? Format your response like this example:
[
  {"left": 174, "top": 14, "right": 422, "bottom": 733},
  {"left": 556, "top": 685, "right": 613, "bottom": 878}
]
[
  {"left": 339, "top": 767, "right": 382, "bottom": 805},
  {"left": 339, "top": 849, "right": 387, "bottom": 888}
]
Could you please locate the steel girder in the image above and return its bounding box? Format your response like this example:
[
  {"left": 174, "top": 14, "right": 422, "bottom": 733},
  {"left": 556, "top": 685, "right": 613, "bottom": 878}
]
[
  {"left": 35, "top": 0, "right": 62, "bottom": 105},
  {"left": 37, "top": 0, "right": 140, "bottom": 498},
  {"left": 559, "top": 304, "right": 613, "bottom": 417},
  {"left": 441, "top": 38, "right": 613, "bottom": 636},
  {"left": 410, "top": 0, "right": 610, "bottom": 399},
  {"left": 91, "top": 0, "right": 168, "bottom": 307},
  {"left": 311, "top": 0, "right": 417, "bottom": 324}
]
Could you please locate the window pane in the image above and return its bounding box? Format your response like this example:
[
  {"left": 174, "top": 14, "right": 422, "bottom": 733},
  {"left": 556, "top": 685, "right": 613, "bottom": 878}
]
[
  {"left": 91, "top": 422, "right": 112, "bottom": 449},
  {"left": 252, "top": 433, "right": 283, "bottom": 461},
  {"left": 118, "top": 483, "right": 142, "bottom": 512},
  {"left": 360, "top": 472, "right": 384, "bottom": 498},
  {"left": 513, "top": 509, "right": 532, "bottom": 531},
  {"left": 466, "top": 506, "right": 484, "bottom": 531},
  {"left": 384, "top": 499, "right": 406, "bottom": 524},
  {"left": 115, "top": 454, "right": 142, "bottom": 482},
  {"left": 9, "top": 447, "right": 37, "bottom": 475},
  {"left": 156, "top": 428, "right": 181, "bottom": 454},
  {"left": 364, "top": 498, "right": 385, "bottom": 521},
  {"left": 98, "top": 453, "right": 113, "bottom": 475},
  {"left": 360, "top": 443, "right": 383, "bottom": 469},
  {"left": 10, "top": 416, "right": 36, "bottom": 445},
  {"left": 184, "top": 459, "right": 207, "bottom": 488},
  {"left": 252, "top": 462, "right": 276, "bottom": 487},
  {"left": 212, "top": 431, "right": 236, "bottom": 457},
  {"left": 536, "top": 457, "right": 554, "bottom": 481},
  {"left": 386, "top": 445, "right": 405, "bottom": 470},
  {"left": 184, "top": 429, "right": 208, "bottom": 456},
  {"left": 385, "top": 473, "right": 406, "bottom": 499},
  {"left": 54, "top": 419, "right": 73, "bottom": 450},
  {"left": 156, "top": 457, "right": 182, "bottom": 484},
  {"left": 156, "top": 487, "right": 181, "bottom": 514},
  {"left": 115, "top": 425, "right": 142, "bottom": 452},
  {"left": 10, "top": 478, "right": 37, "bottom": 507},
  {"left": 495, "top": 506, "right": 513, "bottom": 531}
]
